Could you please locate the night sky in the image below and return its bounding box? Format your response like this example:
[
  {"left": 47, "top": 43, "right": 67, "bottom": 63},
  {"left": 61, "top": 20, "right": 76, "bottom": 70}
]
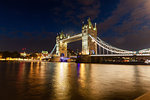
[{"left": 0, "top": 0, "right": 150, "bottom": 53}]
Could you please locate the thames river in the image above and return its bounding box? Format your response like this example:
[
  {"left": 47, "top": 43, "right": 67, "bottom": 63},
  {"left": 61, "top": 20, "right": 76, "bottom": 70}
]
[{"left": 0, "top": 61, "right": 150, "bottom": 100}]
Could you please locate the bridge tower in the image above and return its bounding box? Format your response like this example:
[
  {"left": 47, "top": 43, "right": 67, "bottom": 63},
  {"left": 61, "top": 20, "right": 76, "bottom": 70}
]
[
  {"left": 56, "top": 32, "right": 67, "bottom": 57},
  {"left": 82, "top": 18, "right": 97, "bottom": 55}
]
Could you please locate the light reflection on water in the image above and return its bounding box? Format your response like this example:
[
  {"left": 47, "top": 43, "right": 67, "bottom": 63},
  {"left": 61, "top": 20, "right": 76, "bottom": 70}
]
[
  {"left": 52, "top": 63, "right": 70, "bottom": 100},
  {"left": 0, "top": 62, "right": 150, "bottom": 100}
]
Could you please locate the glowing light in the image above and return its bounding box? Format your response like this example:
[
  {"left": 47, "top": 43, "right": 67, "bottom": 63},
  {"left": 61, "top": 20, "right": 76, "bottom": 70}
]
[
  {"left": 92, "top": 39, "right": 95, "bottom": 42},
  {"left": 89, "top": 26, "right": 91, "bottom": 29},
  {"left": 60, "top": 57, "right": 69, "bottom": 62},
  {"left": 80, "top": 64, "right": 86, "bottom": 86},
  {"left": 53, "top": 63, "right": 70, "bottom": 99}
]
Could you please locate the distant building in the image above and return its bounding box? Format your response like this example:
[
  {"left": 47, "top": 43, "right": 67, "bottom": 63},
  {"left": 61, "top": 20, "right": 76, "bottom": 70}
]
[
  {"left": 36, "top": 53, "right": 42, "bottom": 60},
  {"left": 42, "top": 51, "right": 49, "bottom": 58},
  {"left": 20, "top": 52, "right": 27, "bottom": 57},
  {"left": 42, "top": 51, "right": 48, "bottom": 54}
]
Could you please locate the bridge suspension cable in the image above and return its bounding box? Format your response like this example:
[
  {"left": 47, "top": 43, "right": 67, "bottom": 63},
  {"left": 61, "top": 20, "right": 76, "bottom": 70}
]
[
  {"left": 97, "top": 37, "right": 133, "bottom": 53},
  {"left": 89, "top": 34, "right": 136, "bottom": 54},
  {"left": 49, "top": 44, "right": 56, "bottom": 57},
  {"left": 42, "top": 44, "right": 56, "bottom": 59}
]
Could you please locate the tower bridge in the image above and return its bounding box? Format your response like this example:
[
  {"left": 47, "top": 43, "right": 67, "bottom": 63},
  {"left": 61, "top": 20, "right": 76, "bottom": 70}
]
[
  {"left": 56, "top": 18, "right": 97, "bottom": 57},
  {"left": 48, "top": 18, "right": 150, "bottom": 62}
]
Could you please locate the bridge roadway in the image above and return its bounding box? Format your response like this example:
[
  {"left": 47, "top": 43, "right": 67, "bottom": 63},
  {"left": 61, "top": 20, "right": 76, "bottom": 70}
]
[{"left": 60, "top": 33, "right": 82, "bottom": 43}]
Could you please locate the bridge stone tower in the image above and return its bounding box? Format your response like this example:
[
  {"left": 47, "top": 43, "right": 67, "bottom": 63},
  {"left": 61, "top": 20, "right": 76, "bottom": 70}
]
[
  {"left": 56, "top": 32, "right": 67, "bottom": 57},
  {"left": 82, "top": 18, "right": 97, "bottom": 55}
]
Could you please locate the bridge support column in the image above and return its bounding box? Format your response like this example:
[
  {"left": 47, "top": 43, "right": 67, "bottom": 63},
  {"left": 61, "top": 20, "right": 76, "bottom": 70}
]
[
  {"left": 56, "top": 32, "right": 68, "bottom": 57},
  {"left": 82, "top": 18, "right": 97, "bottom": 55},
  {"left": 59, "top": 42, "right": 67, "bottom": 57},
  {"left": 99, "top": 46, "right": 101, "bottom": 54},
  {"left": 103, "top": 48, "right": 104, "bottom": 54},
  {"left": 56, "top": 38, "right": 60, "bottom": 56}
]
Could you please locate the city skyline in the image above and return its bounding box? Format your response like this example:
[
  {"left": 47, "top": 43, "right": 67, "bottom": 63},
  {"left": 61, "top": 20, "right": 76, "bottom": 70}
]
[{"left": 0, "top": 0, "right": 150, "bottom": 52}]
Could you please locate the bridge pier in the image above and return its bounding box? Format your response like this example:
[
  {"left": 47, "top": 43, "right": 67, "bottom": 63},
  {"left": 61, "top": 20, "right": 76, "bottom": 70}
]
[{"left": 56, "top": 32, "right": 68, "bottom": 57}]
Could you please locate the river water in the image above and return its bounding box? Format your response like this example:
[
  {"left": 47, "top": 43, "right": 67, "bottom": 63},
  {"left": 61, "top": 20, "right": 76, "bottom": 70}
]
[{"left": 0, "top": 61, "right": 150, "bottom": 100}]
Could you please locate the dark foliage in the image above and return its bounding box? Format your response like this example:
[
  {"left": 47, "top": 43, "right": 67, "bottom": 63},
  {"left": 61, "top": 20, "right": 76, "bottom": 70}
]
[{"left": 1, "top": 51, "right": 21, "bottom": 58}]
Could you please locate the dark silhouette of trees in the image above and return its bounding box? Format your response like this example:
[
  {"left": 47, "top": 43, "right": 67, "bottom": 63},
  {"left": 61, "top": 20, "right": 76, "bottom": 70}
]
[
  {"left": 1, "top": 51, "right": 21, "bottom": 58},
  {"left": 29, "top": 53, "right": 37, "bottom": 59}
]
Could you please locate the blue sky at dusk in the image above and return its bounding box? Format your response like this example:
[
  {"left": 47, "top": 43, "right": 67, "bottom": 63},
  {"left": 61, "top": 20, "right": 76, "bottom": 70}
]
[{"left": 0, "top": 0, "right": 150, "bottom": 52}]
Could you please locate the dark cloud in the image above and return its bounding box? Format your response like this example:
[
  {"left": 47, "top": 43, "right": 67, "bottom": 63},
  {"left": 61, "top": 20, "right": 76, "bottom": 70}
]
[
  {"left": 0, "top": 27, "right": 7, "bottom": 32},
  {"left": 22, "top": 32, "right": 34, "bottom": 37},
  {"left": 103, "top": 30, "right": 150, "bottom": 51},
  {"left": 52, "top": 0, "right": 100, "bottom": 25},
  {"left": 78, "top": 2, "right": 100, "bottom": 20},
  {"left": 77, "top": 0, "right": 95, "bottom": 6},
  {"left": 0, "top": 37, "right": 55, "bottom": 53},
  {"left": 0, "top": 28, "right": 56, "bottom": 52},
  {"left": 99, "top": 0, "right": 150, "bottom": 51},
  {"left": 1, "top": 0, "right": 149, "bottom": 52}
]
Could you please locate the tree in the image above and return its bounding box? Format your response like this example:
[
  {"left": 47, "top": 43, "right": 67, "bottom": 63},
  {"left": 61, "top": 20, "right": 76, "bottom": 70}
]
[{"left": 29, "top": 53, "right": 37, "bottom": 59}]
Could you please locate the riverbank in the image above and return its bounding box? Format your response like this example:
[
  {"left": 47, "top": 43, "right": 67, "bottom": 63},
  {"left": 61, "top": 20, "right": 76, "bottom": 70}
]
[
  {"left": 1, "top": 59, "right": 149, "bottom": 65},
  {"left": 0, "top": 58, "right": 41, "bottom": 62}
]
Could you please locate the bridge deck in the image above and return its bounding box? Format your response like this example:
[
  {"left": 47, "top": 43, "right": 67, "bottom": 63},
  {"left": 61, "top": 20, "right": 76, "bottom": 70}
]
[{"left": 60, "top": 33, "right": 82, "bottom": 43}]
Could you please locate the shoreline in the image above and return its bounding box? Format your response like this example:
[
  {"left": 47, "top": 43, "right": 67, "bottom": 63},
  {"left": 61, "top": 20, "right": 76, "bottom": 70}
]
[{"left": 0, "top": 60, "right": 150, "bottom": 65}]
